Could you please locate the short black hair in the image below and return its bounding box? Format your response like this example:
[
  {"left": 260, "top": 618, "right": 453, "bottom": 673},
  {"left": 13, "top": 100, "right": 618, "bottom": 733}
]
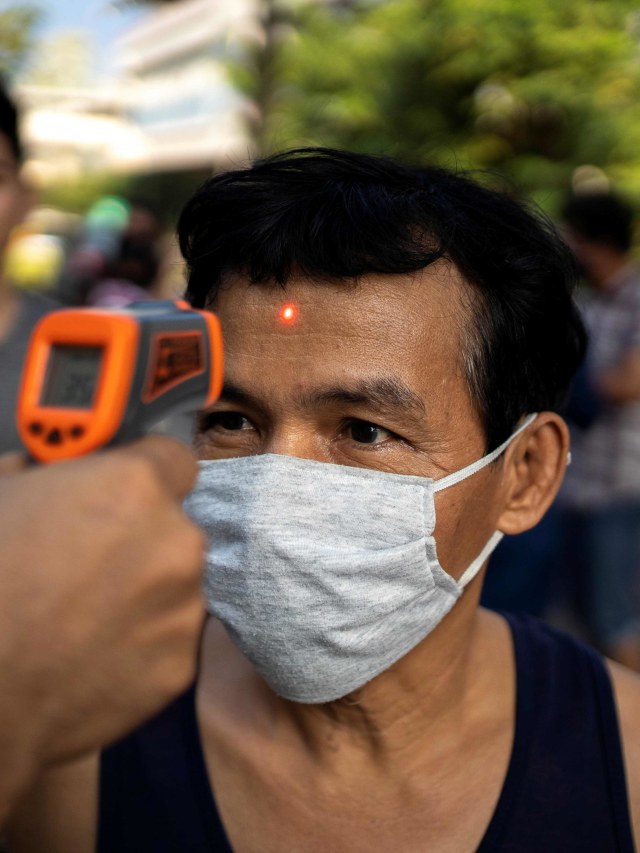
[
  {"left": 562, "top": 192, "right": 634, "bottom": 253},
  {"left": 178, "top": 148, "right": 586, "bottom": 450},
  {"left": 0, "top": 80, "right": 22, "bottom": 162}
]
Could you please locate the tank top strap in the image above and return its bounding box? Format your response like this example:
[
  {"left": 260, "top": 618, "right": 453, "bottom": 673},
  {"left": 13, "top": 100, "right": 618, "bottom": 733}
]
[
  {"left": 100, "top": 616, "right": 635, "bottom": 852},
  {"left": 586, "top": 639, "right": 636, "bottom": 852},
  {"left": 478, "top": 613, "right": 635, "bottom": 853},
  {"left": 99, "top": 684, "right": 232, "bottom": 852}
]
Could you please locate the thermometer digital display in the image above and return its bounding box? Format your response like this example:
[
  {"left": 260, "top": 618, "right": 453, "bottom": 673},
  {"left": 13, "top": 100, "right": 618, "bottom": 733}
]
[{"left": 18, "top": 300, "right": 224, "bottom": 462}]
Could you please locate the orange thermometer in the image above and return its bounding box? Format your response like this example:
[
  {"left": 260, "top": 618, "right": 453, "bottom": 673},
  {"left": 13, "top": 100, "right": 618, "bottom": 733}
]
[{"left": 18, "top": 300, "right": 223, "bottom": 463}]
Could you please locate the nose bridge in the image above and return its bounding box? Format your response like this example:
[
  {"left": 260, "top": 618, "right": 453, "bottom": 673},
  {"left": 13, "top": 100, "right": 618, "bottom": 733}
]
[{"left": 261, "top": 416, "right": 326, "bottom": 462}]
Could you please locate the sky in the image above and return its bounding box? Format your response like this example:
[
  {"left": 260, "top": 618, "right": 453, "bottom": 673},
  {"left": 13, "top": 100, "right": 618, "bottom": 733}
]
[{"left": 14, "top": 0, "right": 146, "bottom": 79}]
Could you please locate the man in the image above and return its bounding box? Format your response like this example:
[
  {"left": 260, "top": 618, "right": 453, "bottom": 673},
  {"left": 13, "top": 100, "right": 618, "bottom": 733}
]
[
  {"left": 0, "top": 82, "right": 57, "bottom": 453},
  {"left": 560, "top": 192, "right": 640, "bottom": 670},
  {"left": 9, "top": 149, "right": 640, "bottom": 851},
  {"left": 0, "top": 436, "right": 205, "bottom": 823}
]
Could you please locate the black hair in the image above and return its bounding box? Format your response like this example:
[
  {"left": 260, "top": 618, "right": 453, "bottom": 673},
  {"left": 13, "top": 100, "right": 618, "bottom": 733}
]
[
  {"left": 0, "top": 80, "right": 22, "bottom": 163},
  {"left": 178, "top": 147, "right": 586, "bottom": 450},
  {"left": 561, "top": 192, "right": 634, "bottom": 253}
]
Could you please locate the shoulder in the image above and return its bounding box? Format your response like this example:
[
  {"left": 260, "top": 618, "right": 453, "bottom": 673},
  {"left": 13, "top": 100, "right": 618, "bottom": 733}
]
[
  {"left": 507, "top": 617, "right": 640, "bottom": 844},
  {"left": 607, "top": 661, "right": 640, "bottom": 849},
  {"left": 5, "top": 753, "right": 98, "bottom": 853},
  {"left": 503, "top": 610, "right": 596, "bottom": 671},
  {"left": 505, "top": 614, "right": 635, "bottom": 722}
]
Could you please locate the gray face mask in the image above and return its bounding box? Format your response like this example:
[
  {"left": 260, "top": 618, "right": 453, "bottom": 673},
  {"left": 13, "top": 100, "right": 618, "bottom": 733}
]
[{"left": 186, "top": 415, "right": 535, "bottom": 704}]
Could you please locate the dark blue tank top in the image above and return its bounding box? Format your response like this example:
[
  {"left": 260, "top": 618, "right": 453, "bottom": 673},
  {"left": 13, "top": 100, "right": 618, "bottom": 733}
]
[{"left": 98, "top": 614, "right": 635, "bottom": 852}]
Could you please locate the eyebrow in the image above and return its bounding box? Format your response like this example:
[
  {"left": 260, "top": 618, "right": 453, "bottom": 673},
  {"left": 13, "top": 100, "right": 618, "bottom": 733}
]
[
  {"left": 218, "top": 378, "right": 426, "bottom": 424},
  {"left": 217, "top": 382, "right": 262, "bottom": 409},
  {"left": 302, "top": 379, "right": 426, "bottom": 420}
]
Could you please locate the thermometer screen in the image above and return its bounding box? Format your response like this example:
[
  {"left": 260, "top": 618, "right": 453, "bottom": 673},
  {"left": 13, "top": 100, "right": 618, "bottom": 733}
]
[{"left": 41, "top": 345, "right": 103, "bottom": 409}]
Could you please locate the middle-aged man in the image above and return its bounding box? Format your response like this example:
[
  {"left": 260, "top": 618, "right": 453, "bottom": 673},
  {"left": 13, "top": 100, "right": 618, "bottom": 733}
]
[{"left": 9, "top": 149, "right": 640, "bottom": 852}]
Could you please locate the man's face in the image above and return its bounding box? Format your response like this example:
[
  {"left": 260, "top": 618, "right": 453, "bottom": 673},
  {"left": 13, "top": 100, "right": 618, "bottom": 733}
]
[
  {"left": 0, "top": 133, "right": 28, "bottom": 261},
  {"left": 196, "top": 263, "right": 508, "bottom": 580}
]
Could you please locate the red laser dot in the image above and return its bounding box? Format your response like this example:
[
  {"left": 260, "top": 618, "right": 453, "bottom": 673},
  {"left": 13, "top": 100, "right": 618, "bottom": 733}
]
[{"left": 279, "top": 303, "right": 298, "bottom": 324}]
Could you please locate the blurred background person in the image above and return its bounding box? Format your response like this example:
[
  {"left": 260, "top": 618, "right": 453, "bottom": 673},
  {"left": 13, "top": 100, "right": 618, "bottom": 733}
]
[
  {"left": 84, "top": 199, "right": 162, "bottom": 308},
  {"left": 555, "top": 191, "right": 640, "bottom": 670},
  {"left": 0, "top": 81, "right": 57, "bottom": 454}
]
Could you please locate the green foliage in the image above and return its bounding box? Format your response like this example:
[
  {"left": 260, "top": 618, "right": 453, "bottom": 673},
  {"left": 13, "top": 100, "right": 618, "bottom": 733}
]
[
  {"left": 119, "top": 168, "right": 214, "bottom": 227},
  {"left": 39, "top": 173, "right": 131, "bottom": 217},
  {"left": 20, "top": 31, "right": 95, "bottom": 88},
  {"left": 0, "top": 4, "right": 42, "bottom": 79},
  {"left": 40, "top": 168, "right": 212, "bottom": 228},
  {"left": 254, "top": 0, "right": 640, "bottom": 206}
]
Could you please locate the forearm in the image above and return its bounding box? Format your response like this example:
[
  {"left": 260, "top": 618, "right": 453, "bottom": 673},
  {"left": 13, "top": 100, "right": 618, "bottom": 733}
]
[
  {"left": 4, "top": 754, "right": 98, "bottom": 852},
  {"left": 0, "top": 438, "right": 203, "bottom": 824},
  {"left": 0, "top": 694, "right": 41, "bottom": 824}
]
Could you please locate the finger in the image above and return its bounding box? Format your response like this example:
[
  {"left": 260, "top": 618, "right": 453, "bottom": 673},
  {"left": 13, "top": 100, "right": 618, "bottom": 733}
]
[
  {"left": 0, "top": 452, "right": 29, "bottom": 476},
  {"left": 114, "top": 435, "right": 199, "bottom": 499}
]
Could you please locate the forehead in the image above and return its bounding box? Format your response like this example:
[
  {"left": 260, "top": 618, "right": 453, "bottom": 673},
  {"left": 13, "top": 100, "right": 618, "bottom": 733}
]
[{"left": 212, "top": 263, "right": 473, "bottom": 406}]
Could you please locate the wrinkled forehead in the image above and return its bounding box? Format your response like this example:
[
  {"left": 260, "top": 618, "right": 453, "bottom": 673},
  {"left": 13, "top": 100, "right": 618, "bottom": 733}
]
[
  {"left": 211, "top": 264, "right": 476, "bottom": 414},
  {"left": 214, "top": 260, "right": 470, "bottom": 337}
]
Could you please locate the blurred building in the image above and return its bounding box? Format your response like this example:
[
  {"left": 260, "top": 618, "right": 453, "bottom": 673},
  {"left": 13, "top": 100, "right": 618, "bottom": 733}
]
[
  {"left": 16, "top": 0, "right": 263, "bottom": 186},
  {"left": 17, "top": 83, "right": 144, "bottom": 185},
  {"left": 114, "top": 0, "right": 260, "bottom": 172}
]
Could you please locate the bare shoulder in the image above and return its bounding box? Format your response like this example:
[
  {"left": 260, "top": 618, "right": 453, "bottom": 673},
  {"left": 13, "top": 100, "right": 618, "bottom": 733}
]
[
  {"left": 607, "top": 661, "right": 640, "bottom": 848},
  {"left": 5, "top": 753, "right": 98, "bottom": 853}
]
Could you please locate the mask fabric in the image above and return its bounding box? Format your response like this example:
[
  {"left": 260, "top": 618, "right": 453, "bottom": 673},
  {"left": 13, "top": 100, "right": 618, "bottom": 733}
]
[{"left": 186, "top": 415, "right": 536, "bottom": 704}]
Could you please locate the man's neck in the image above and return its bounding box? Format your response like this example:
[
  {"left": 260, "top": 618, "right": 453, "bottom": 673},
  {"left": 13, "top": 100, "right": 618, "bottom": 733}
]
[
  {"left": 283, "top": 600, "right": 506, "bottom": 764},
  {"left": 200, "top": 593, "right": 514, "bottom": 773}
]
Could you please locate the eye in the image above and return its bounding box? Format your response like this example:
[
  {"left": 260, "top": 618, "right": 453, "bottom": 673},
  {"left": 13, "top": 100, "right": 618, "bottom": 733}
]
[
  {"left": 347, "top": 419, "right": 392, "bottom": 445},
  {"left": 198, "top": 411, "right": 254, "bottom": 433}
]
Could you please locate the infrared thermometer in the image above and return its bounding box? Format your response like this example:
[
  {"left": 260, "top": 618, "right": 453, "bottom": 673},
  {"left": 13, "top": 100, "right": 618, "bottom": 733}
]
[{"left": 17, "top": 300, "right": 223, "bottom": 463}]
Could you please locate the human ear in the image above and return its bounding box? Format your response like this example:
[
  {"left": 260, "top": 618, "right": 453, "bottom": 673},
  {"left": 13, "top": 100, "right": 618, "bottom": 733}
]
[{"left": 495, "top": 413, "right": 569, "bottom": 535}]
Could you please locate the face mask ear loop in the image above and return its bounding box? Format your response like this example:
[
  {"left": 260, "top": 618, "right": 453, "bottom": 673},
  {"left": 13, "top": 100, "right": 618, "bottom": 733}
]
[
  {"left": 457, "top": 530, "right": 504, "bottom": 589},
  {"left": 433, "top": 413, "right": 538, "bottom": 494}
]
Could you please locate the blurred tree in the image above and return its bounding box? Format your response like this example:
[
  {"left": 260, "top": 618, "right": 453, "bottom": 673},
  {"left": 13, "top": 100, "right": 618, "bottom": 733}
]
[
  {"left": 0, "top": 5, "right": 41, "bottom": 79},
  {"left": 40, "top": 168, "right": 213, "bottom": 228},
  {"left": 247, "top": 0, "right": 640, "bottom": 207},
  {"left": 20, "top": 32, "right": 95, "bottom": 88}
]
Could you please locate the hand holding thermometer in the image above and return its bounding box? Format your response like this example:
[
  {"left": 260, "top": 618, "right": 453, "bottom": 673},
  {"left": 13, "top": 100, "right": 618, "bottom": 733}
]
[{"left": 18, "top": 300, "right": 223, "bottom": 463}]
